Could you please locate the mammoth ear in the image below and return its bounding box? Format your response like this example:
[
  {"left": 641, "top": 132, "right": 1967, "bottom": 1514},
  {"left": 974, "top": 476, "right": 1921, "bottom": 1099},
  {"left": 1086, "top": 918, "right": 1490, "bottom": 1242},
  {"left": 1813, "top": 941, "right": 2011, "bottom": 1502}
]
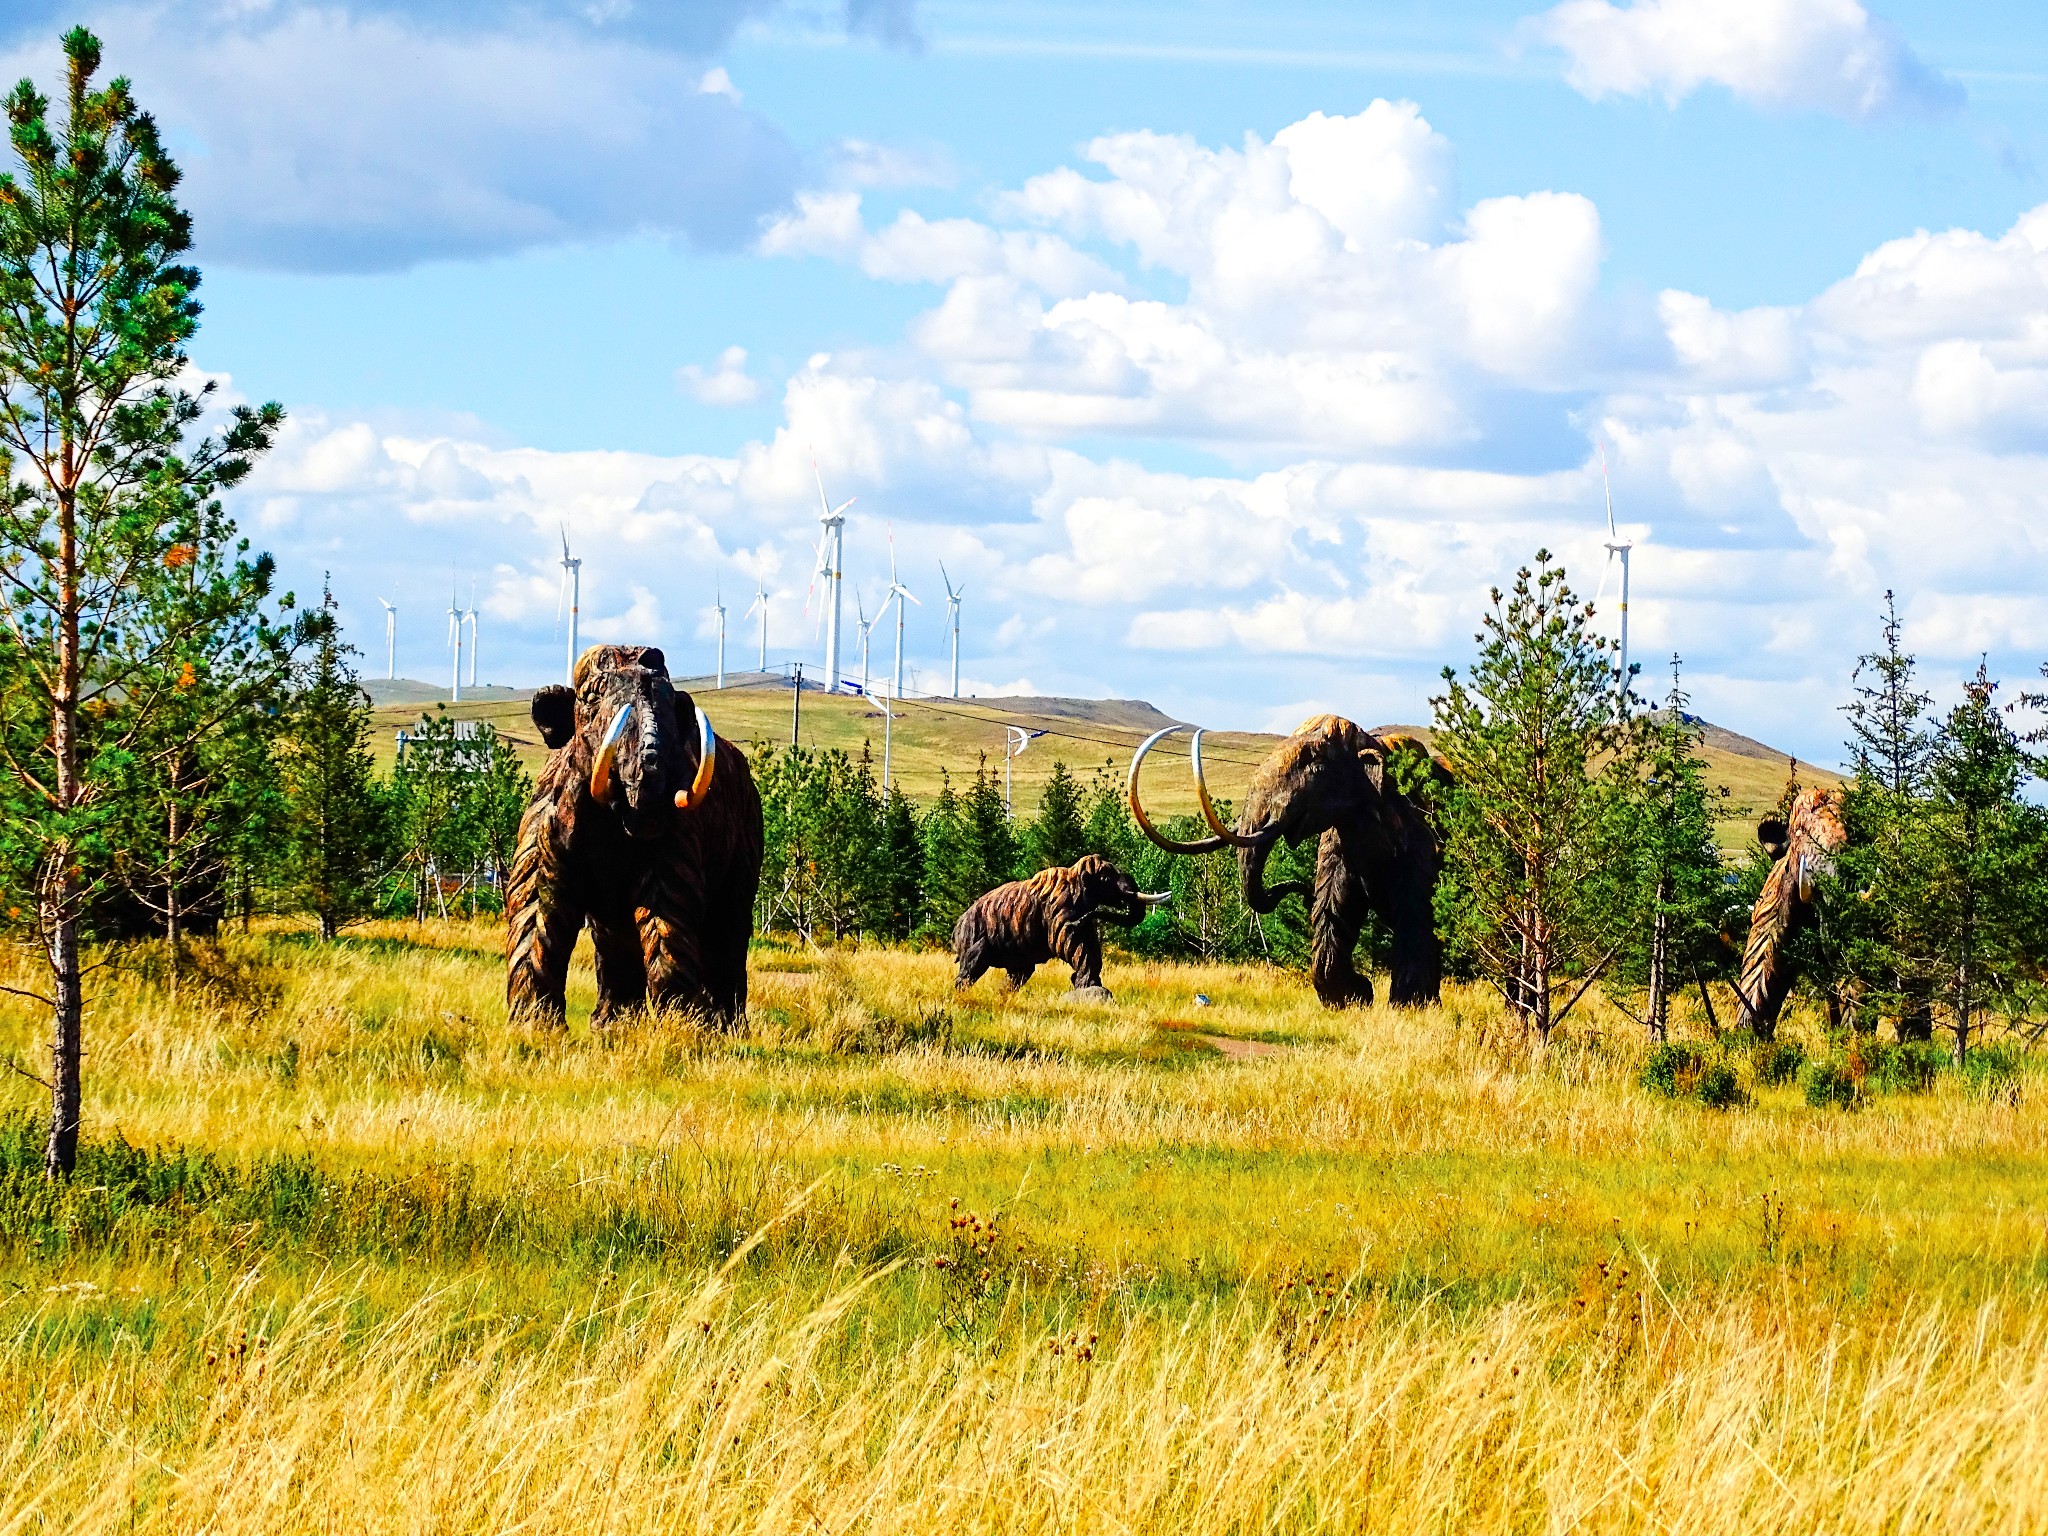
[
  {"left": 531, "top": 686, "right": 576, "bottom": 751},
  {"left": 1757, "top": 818, "right": 1789, "bottom": 858},
  {"left": 639, "top": 647, "right": 667, "bottom": 675}
]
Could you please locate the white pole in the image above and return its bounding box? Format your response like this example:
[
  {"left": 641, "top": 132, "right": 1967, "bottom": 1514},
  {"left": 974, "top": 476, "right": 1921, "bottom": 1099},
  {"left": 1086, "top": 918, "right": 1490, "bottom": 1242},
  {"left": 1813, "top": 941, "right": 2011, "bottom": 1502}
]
[
  {"left": 715, "top": 598, "right": 726, "bottom": 690},
  {"left": 382, "top": 602, "right": 396, "bottom": 680},
  {"left": 824, "top": 516, "right": 844, "bottom": 690},
  {"left": 1616, "top": 545, "right": 1631, "bottom": 712},
  {"left": 758, "top": 588, "right": 768, "bottom": 670},
  {"left": 951, "top": 597, "right": 961, "bottom": 698},
  {"left": 467, "top": 606, "right": 479, "bottom": 690},
  {"left": 882, "top": 686, "right": 894, "bottom": 808},
  {"left": 450, "top": 606, "right": 462, "bottom": 703},
  {"left": 567, "top": 560, "right": 580, "bottom": 685}
]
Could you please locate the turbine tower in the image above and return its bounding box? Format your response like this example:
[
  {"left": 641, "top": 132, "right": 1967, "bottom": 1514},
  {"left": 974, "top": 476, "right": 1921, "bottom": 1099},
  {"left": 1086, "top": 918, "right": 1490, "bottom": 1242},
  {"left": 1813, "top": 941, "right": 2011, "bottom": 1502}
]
[
  {"left": 446, "top": 580, "right": 464, "bottom": 703},
  {"left": 853, "top": 588, "right": 879, "bottom": 699},
  {"left": 940, "top": 562, "right": 964, "bottom": 699},
  {"left": 812, "top": 461, "right": 854, "bottom": 691},
  {"left": 745, "top": 580, "right": 768, "bottom": 671},
  {"left": 557, "top": 528, "right": 582, "bottom": 686},
  {"left": 713, "top": 586, "right": 727, "bottom": 690},
  {"left": 878, "top": 529, "right": 919, "bottom": 801},
  {"left": 378, "top": 598, "right": 396, "bottom": 680},
  {"left": 1599, "top": 441, "right": 1632, "bottom": 718},
  {"left": 464, "top": 580, "right": 479, "bottom": 690}
]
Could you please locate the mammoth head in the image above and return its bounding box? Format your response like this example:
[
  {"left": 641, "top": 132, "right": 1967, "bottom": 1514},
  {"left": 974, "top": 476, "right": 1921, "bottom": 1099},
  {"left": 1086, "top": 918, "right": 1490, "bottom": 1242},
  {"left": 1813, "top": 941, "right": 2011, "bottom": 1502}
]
[
  {"left": 1069, "top": 853, "right": 1170, "bottom": 925},
  {"left": 530, "top": 644, "right": 718, "bottom": 837}
]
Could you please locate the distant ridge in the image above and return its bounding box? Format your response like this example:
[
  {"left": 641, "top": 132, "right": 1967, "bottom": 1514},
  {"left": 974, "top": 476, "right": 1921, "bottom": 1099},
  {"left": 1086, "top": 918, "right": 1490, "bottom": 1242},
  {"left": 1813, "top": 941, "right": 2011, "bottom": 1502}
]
[{"left": 362, "top": 678, "right": 530, "bottom": 706}]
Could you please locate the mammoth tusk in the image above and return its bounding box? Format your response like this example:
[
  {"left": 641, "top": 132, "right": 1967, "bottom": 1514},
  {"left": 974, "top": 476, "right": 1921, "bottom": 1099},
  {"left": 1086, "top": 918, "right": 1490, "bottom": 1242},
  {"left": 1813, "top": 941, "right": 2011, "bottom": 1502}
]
[
  {"left": 1137, "top": 890, "right": 1173, "bottom": 905},
  {"left": 1191, "top": 728, "right": 1270, "bottom": 849},
  {"left": 1127, "top": 726, "right": 1230, "bottom": 855},
  {"left": 589, "top": 706, "right": 631, "bottom": 805},
  {"left": 674, "top": 709, "right": 718, "bottom": 811}
]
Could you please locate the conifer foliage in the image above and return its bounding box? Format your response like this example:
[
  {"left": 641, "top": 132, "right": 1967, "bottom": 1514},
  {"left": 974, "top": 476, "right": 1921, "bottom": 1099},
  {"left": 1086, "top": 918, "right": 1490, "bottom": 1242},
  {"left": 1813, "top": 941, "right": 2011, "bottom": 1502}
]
[{"left": 0, "top": 31, "right": 293, "bottom": 1175}]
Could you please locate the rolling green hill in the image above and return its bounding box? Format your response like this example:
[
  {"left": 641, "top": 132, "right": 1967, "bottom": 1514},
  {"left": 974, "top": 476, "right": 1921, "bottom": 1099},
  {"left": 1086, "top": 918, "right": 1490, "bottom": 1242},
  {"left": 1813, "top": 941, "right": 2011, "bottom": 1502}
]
[{"left": 367, "top": 678, "right": 1834, "bottom": 852}]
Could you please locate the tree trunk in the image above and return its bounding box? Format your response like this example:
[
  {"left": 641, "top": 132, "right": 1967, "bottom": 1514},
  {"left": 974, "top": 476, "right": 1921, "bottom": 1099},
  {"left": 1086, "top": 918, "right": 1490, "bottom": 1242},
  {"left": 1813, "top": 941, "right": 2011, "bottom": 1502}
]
[
  {"left": 1646, "top": 877, "right": 1669, "bottom": 1043},
  {"left": 319, "top": 906, "right": 338, "bottom": 942},
  {"left": 44, "top": 892, "right": 83, "bottom": 1178}
]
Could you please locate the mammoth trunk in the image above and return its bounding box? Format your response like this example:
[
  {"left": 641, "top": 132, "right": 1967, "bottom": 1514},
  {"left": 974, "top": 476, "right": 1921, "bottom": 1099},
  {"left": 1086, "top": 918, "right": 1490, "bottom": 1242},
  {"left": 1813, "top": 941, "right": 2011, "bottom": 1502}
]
[{"left": 1238, "top": 832, "right": 1285, "bottom": 915}]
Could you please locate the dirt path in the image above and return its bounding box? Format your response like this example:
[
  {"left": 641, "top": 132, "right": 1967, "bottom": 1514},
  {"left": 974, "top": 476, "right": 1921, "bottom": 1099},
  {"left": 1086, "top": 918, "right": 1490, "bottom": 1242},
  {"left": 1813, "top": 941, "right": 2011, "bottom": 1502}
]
[{"left": 1194, "top": 1033, "right": 1285, "bottom": 1060}]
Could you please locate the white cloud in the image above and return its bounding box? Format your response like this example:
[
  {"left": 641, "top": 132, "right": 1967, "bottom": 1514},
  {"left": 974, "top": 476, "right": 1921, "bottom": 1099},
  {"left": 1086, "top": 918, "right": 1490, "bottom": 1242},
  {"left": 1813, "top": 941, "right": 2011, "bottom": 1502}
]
[
  {"left": 1526, "top": 0, "right": 1961, "bottom": 119},
  {"left": 222, "top": 102, "right": 2048, "bottom": 762},
  {"left": 679, "top": 346, "right": 765, "bottom": 407}
]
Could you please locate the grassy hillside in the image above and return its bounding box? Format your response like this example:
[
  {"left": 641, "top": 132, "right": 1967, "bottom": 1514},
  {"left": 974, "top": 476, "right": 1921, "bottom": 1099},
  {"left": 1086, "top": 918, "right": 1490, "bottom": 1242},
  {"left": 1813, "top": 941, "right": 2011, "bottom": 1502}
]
[
  {"left": 0, "top": 923, "right": 2041, "bottom": 1530},
  {"left": 370, "top": 679, "right": 1835, "bottom": 850}
]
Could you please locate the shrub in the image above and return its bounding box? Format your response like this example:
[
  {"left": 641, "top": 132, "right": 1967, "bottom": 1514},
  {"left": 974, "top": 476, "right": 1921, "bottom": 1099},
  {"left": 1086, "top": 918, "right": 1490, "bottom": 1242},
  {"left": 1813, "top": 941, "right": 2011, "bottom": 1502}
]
[
  {"left": 1862, "top": 1039, "right": 1944, "bottom": 1095},
  {"left": 1640, "top": 1042, "right": 1705, "bottom": 1099},
  {"left": 1802, "top": 1057, "right": 1858, "bottom": 1111},
  {"left": 1695, "top": 1062, "right": 1747, "bottom": 1110},
  {"left": 1751, "top": 1039, "right": 1805, "bottom": 1087},
  {"left": 1960, "top": 1043, "right": 2025, "bottom": 1102}
]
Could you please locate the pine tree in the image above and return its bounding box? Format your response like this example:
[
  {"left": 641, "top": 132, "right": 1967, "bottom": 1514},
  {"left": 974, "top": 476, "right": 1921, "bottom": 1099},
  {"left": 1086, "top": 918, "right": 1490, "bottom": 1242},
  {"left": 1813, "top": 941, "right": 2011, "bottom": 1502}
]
[
  {"left": 919, "top": 770, "right": 978, "bottom": 934},
  {"left": 276, "top": 587, "right": 388, "bottom": 938},
  {"left": 1909, "top": 667, "right": 2048, "bottom": 1065},
  {"left": 1431, "top": 551, "right": 1640, "bottom": 1040},
  {"left": 880, "top": 787, "right": 923, "bottom": 939},
  {"left": 1836, "top": 598, "right": 1938, "bottom": 1039},
  {"left": 450, "top": 724, "right": 529, "bottom": 915},
  {"left": 0, "top": 31, "right": 288, "bottom": 1174},
  {"left": 1026, "top": 759, "right": 1088, "bottom": 871},
  {"left": 962, "top": 758, "right": 1020, "bottom": 900},
  {"left": 1618, "top": 660, "right": 1728, "bottom": 1040}
]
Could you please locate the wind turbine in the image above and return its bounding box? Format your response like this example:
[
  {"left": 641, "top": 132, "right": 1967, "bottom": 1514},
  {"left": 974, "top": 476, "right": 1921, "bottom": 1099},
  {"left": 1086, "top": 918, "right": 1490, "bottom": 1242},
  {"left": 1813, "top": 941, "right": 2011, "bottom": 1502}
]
[
  {"left": 1597, "top": 441, "right": 1632, "bottom": 718},
  {"left": 811, "top": 460, "right": 854, "bottom": 691},
  {"left": 464, "top": 580, "right": 479, "bottom": 690},
  {"left": 877, "top": 529, "right": 920, "bottom": 802},
  {"left": 713, "top": 585, "right": 727, "bottom": 690},
  {"left": 378, "top": 598, "right": 396, "bottom": 680},
  {"left": 446, "top": 579, "right": 464, "bottom": 703},
  {"left": 853, "top": 587, "right": 880, "bottom": 699},
  {"left": 940, "top": 562, "right": 964, "bottom": 699},
  {"left": 745, "top": 580, "right": 769, "bottom": 671},
  {"left": 557, "top": 528, "right": 582, "bottom": 686}
]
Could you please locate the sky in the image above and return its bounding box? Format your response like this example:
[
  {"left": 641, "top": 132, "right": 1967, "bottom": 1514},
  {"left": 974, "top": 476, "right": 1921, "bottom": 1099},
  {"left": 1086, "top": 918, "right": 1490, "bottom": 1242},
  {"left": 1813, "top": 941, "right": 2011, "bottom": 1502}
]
[{"left": 8, "top": 0, "right": 2048, "bottom": 765}]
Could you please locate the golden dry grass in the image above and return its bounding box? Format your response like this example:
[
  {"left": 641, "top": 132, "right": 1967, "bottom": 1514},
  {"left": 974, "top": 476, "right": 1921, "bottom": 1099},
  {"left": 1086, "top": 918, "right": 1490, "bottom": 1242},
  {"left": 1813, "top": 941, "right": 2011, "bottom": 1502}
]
[{"left": 0, "top": 920, "right": 2043, "bottom": 1531}]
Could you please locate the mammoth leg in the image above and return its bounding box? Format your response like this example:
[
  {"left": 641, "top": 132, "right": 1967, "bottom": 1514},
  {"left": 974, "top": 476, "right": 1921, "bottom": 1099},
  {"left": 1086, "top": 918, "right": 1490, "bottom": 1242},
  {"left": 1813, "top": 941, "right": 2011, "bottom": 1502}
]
[
  {"left": 638, "top": 861, "right": 720, "bottom": 1022},
  {"left": 1382, "top": 859, "right": 1443, "bottom": 1008},
  {"left": 506, "top": 801, "right": 582, "bottom": 1028},
  {"left": 1310, "top": 829, "right": 1374, "bottom": 1009},
  {"left": 1054, "top": 917, "right": 1106, "bottom": 992},
  {"left": 1006, "top": 964, "right": 1036, "bottom": 991},
  {"left": 589, "top": 913, "right": 648, "bottom": 1028}
]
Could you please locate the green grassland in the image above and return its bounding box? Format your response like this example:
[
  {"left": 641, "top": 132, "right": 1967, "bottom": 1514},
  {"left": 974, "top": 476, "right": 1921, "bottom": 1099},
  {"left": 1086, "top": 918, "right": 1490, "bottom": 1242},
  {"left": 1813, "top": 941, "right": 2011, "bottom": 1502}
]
[
  {"left": 372, "top": 679, "right": 1833, "bottom": 852},
  {"left": 0, "top": 923, "right": 2040, "bottom": 1530}
]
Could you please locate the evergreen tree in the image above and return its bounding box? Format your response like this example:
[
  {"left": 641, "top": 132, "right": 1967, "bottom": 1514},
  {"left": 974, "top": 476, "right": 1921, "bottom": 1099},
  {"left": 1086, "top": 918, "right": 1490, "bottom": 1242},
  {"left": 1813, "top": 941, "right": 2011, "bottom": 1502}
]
[
  {"left": 962, "top": 758, "right": 1020, "bottom": 898},
  {"left": 1907, "top": 668, "right": 2048, "bottom": 1064},
  {"left": 1026, "top": 759, "right": 1088, "bottom": 870},
  {"left": 388, "top": 713, "right": 473, "bottom": 920},
  {"left": 919, "top": 770, "right": 978, "bottom": 934},
  {"left": 1430, "top": 552, "right": 1640, "bottom": 1040},
  {"left": 880, "top": 787, "right": 924, "bottom": 940},
  {"left": 452, "top": 724, "right": 531, "bottom": 914},
  {"left": 0, "top": 31, "right": 288, "bottom": 1174},
  {"left": 1616, "top": 661, "right": 1728, "bottom": 1040},
  {"left": 276, "top": 587, "right": 388, "bottom": 938},
  {"left": 1835, "top": 598, "right": 1937, "bottom": 1038}
]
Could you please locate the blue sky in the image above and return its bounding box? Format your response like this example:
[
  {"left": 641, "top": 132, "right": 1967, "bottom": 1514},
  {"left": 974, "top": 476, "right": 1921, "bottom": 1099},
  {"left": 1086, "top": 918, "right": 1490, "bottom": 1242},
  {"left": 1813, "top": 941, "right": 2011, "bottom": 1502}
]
[{"left": 8, "top": 0, "right": 2048, "bottom": 763}]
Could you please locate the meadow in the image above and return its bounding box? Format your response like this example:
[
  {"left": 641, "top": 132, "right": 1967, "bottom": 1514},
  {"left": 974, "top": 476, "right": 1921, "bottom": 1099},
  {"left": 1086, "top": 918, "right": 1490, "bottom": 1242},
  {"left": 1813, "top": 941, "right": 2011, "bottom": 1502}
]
[{"left": 1, "top": 920, "right": 2044, "bottom": 1532}]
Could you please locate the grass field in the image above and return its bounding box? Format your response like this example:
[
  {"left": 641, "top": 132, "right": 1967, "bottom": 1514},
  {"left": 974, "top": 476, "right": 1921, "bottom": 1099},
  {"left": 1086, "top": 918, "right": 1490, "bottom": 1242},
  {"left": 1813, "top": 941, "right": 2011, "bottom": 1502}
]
[
  {"left": 0, "top": 921, "right": 2042, "bottom": 1531},
  {"left": 373, "top": 679, "right": 1831, "bottom": 852}
]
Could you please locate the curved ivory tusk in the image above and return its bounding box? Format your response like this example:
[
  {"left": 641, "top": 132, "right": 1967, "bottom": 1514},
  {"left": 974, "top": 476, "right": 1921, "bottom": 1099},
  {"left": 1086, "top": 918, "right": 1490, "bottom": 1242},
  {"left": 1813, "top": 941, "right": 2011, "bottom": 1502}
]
[
  {"left": 673, "top": 709, "right": 718, "bottom": 811},
  {"left": 1127, "top": 726, "right": 1230, "bottom": 855},
  {"left": 589, "top": 705, "right": 631, "bottom": 805},
  {"left": 1137, "top": 890, "right": 1173, "bottom": 905},
  {"left": 1191, "top": 728, "right": 1269, "bottom": 848}
]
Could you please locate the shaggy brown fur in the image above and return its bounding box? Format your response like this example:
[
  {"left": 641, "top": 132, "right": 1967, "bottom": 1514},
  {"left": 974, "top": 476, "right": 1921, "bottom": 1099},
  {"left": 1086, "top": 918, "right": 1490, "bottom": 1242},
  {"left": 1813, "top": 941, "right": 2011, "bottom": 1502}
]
[
  {"left": 506, "top": 645, "right": 762, "bottom": 1027},
  {"left": 953, "top": 855, "right": 1151, "bottom": 996},
  {"left": 1235, "top": 715, "right": 1443, "bottom": 1010},
  {"left": 1735, "top": 785, "right": 1848, "bottom": 1039}
]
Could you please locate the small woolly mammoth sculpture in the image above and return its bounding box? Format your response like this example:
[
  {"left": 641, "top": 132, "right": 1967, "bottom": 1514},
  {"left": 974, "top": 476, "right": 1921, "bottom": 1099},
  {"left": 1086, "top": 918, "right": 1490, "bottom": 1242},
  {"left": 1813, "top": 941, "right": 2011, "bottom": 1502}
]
[
  {"left": 506, "top": 645, "right": 762, "bottom": 1026},
  {"left": 953, "top": 854, "right": 1169, "bottom": 999},
  {"left": 1734, "top": 785, "right": 1847, "bottom": 1039},
  {"left": 1129, "top": 716, "right": 1443, "bottom": 1008}
]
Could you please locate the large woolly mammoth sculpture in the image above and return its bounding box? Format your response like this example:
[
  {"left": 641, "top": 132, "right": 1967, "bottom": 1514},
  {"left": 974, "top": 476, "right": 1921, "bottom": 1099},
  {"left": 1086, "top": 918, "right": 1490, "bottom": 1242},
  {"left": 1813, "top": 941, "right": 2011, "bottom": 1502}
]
[
  {"left": 506, "top": 645, "right": 763, "bottom": 1027},
  {"left": 1733, "top": 785, "right": 1847, "bottom": 1039},
  {"left": 1129, "top": 716, "right": 1443, "bottom": 1008},
  {"left": 953, "top": 854, "right": 1169, "bottom": 998}
]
